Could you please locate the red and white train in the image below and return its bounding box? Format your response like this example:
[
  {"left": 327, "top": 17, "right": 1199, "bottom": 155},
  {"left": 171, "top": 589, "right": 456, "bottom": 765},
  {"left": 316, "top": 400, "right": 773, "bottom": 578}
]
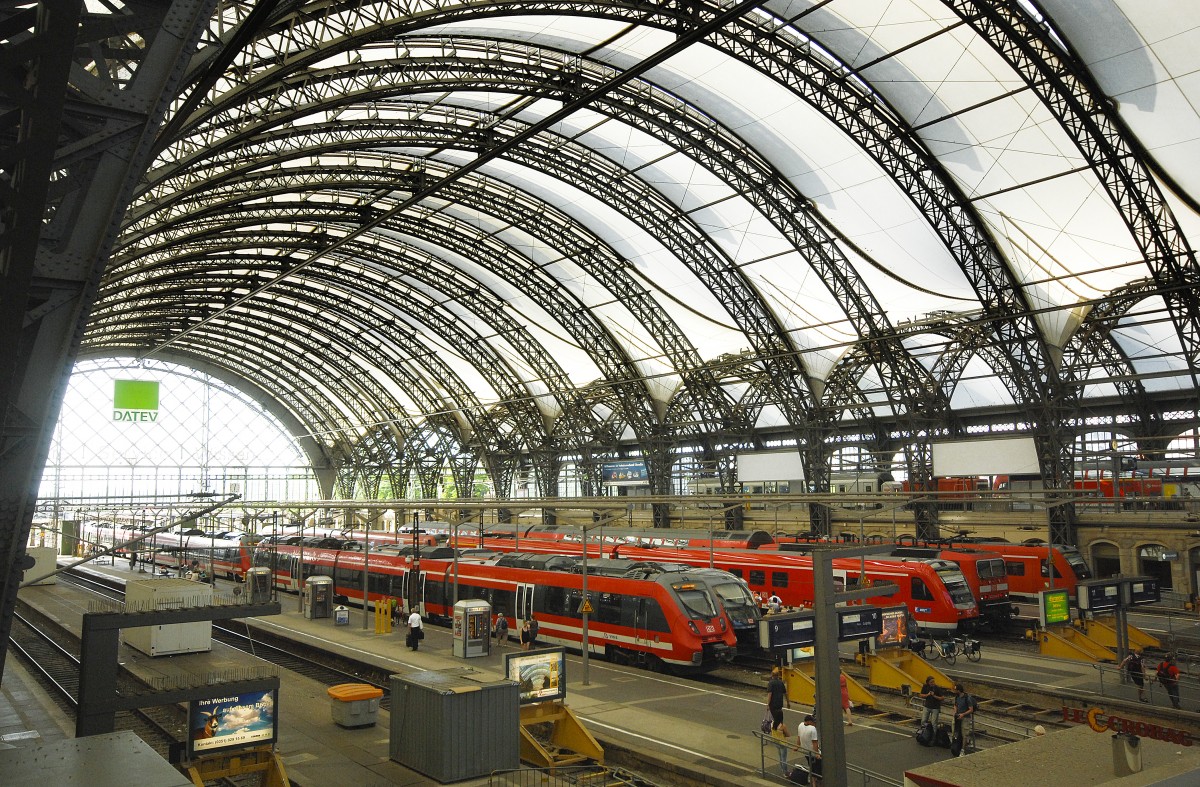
[
  {"left": 78, "top": 522, "right": 252, "bottom": 581},
  {"left": 449, "top": 535, "right": 977, "bottom": 631},
  {"left": 252, "top": 542, "right": 740, "bottom": 673}
]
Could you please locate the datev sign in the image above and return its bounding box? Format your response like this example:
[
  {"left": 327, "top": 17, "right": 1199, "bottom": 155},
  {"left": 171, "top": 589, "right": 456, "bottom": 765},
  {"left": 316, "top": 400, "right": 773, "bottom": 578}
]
[{"left": 113, "top": 380, "right": 160, "bottom": 423}]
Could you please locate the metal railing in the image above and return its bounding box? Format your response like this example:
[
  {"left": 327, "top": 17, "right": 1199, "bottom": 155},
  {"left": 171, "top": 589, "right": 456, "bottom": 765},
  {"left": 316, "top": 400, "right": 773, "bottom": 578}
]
[
  {"left": 1091, "top": 660, "right": 1198, "bottom": 709},
  {"left": 755, "top": 729, "right": 901, "bottom": 786},
  {"left": 488, "top": 765, "right": 654, "bottom": 786}
]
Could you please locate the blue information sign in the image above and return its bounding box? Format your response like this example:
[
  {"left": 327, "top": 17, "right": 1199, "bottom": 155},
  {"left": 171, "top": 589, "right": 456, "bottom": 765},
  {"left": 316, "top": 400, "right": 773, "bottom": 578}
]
[
  {"left": 837, "top": 607, "right": 883, "bottom": 641},
  {"left": 759, "top": 611, "right": 815, "bottom": 649},
  {"left": 1077, "top": 580, "right": 1121, "bottom": 611}
]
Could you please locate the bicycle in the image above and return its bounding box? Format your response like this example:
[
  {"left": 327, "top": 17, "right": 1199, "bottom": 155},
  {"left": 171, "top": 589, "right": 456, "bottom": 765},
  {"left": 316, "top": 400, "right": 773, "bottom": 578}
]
[
  {"left": 935, "top": 637, "right": 959, "bottom": 665},
  {"left": 958, "top": 636, "right": 982, "bottom": 663}
]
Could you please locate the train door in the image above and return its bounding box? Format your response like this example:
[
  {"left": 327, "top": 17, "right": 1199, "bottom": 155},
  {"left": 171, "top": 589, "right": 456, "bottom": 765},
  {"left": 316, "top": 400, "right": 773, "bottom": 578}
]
[
  {"left": 401, "top": 569, "right": 427, "bottom": 615},
  {"left": 515, "top": 582, "right": 537, "bottom": 627}
]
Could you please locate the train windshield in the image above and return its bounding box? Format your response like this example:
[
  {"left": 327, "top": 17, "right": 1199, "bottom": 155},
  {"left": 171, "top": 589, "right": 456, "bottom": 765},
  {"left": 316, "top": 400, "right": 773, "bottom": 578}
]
[
  {"left": 977, "top": 559, "right": 1006, "bottom": 581},
  {"left": 935, "top": 568, "right": 976, "bottom": 606},
  {"left": 709, "top": 580, "right": 758, "bottom": 618},
  {"left": 1062, "top": 548, "right": 1092, "bottom": 579},
  {"left": 671, "top": 583, "right": 719, "bottom": 620}
]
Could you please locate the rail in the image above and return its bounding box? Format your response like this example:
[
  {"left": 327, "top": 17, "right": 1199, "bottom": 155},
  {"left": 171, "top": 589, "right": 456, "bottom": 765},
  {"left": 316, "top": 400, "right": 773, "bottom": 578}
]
[
  {"left": 754, "top": 729, "right": 901, "bottom": 786},
  {"left": 905, "top": 695, "right": 1036, "bottom": 741},
  {"left": 488, "top": 765, "right": 656, "bottom": 786}
]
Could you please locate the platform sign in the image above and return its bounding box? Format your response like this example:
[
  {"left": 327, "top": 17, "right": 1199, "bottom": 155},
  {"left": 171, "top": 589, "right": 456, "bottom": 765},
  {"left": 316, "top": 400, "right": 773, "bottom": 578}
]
[
  {"left": 1039, "top": 588, "right": 1071, "bottom": 627},
  {"left": 1124, "top": 577, "right": 1161, "bottom": 606},
  {"left": 188, "top": 688, "right": 278, "bottom": 758},
  {"left": 877, "top": 606, "right": 908, "bottom": 647},
  {"left": 504, "top": 647, "right": 566, "bottom": 705},
  {"left": 1077, "top": 580, "right": 1121, "bottom": 611},
  {"left": 758, "top": 611, "right": 815, "bottom": 649},
  {"left": 837, "top": 607, "right": 883, "bottom": 642}
]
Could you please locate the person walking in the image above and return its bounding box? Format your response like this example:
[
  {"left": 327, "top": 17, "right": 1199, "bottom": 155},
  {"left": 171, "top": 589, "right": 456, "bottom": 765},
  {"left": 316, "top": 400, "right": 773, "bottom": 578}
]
[
  {"left": 494, "top": 611, "right": 509, "bottom": 646},
  {"left": 839, "top": 672, "right": 853, "bottom": 726},
  {"left": 917, "top": 676, "right": 944, "bottom": 728},
  {"left": 406, "top": 609, "right": 423, "bottom": 651},
  {"left": 1120, "top": 649, "right": 1147, "bottom": 702},
  {"left": 766, "top": 666, "right": 790, "bottom": 731},
  {"left": 1156, "top": 654, "right": 1182, "bottom": 709}
]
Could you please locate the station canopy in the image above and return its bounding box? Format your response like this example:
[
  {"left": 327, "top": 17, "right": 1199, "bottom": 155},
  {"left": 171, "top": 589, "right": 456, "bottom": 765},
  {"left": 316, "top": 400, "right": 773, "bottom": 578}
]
[{"left": 82, "top": 0, "right": 1200, "bottom": 480}]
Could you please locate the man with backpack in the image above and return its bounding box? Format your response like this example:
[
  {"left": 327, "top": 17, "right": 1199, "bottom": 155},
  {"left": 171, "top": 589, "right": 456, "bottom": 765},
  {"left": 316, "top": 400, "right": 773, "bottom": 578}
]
[
  {"left": 1120, "top": 649, "right": 1147, "bottom": 702},
  {"left": 1157, "top": 655, "right": 1181, "bottom": 709},
  {"left": 951, "top": 683, "right": 977, "bottom": 757}
]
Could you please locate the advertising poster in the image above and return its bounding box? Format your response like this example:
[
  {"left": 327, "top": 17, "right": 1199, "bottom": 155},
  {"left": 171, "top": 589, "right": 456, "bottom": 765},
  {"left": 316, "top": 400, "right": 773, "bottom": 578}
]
[
  {"left": 1040, "top": 589, "right": 1071, "bottom": 627},
  {"left": 188, "top": 688, "right": 278, "bottom": 757},
  {"left": 504, "top": 647, "right": 567, "bottom": 704},
  {"left": 602, "top": 460, "right": 649, "bottom": 486},
  {"left": 878, "top": 607, "right": 908, "bottom": 646}
]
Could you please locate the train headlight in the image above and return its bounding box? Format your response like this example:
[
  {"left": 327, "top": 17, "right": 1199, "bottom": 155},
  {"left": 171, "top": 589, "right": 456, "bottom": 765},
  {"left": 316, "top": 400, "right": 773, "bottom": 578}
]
[
  {"left": 719, "top": 617, "right": 727, "bottom": 631},
  {"left": 687, "top": 620, "right": 700, "bottom": 635}
]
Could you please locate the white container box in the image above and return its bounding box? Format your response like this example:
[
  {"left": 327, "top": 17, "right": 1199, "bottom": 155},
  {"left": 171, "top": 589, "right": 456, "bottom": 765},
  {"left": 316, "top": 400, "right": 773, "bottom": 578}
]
[
  {"left": 122, "top": 578, "right": 213, "bottom": 656},
  {"left": 24, "top": 547, "right": 59, "bottom": 585}
]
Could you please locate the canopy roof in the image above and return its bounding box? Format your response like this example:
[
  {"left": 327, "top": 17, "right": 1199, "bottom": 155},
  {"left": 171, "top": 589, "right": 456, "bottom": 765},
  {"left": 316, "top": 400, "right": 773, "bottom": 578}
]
[{"left": 75, "top": 0, "right": 1200, "bottom": 488}]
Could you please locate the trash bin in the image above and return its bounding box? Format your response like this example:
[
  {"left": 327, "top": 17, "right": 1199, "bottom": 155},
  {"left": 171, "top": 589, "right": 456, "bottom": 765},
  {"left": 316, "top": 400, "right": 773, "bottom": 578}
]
[
  {"left": 334, "top": 605, "right": 349, "bottom": 626},
  {"left": 327, "top": 683, "right": 384, "bottom": 728}
]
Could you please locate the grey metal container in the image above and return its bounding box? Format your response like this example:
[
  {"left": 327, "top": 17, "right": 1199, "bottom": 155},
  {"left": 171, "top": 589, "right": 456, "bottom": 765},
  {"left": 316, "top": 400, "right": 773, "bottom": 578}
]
[{"left": 389, "top": 668, "right": 520, "bottom": 781}]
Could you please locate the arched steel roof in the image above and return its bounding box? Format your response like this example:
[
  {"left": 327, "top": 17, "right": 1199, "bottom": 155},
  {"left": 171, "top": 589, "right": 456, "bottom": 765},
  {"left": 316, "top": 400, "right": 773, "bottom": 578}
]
[{"left": 7, "top": 0, "right": 1200, "bottom": 506}]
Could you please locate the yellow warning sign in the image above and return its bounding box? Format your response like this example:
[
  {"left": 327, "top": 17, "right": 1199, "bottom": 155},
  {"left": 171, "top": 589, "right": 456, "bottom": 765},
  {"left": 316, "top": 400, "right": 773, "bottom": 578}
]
[{"left": 579, "top": 600, "right": 594, "bottom": 614}]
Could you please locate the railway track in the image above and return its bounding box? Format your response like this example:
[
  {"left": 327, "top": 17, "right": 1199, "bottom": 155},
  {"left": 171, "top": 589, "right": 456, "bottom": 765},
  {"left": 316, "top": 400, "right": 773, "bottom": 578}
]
[{"left": 50, "top": 568, "right": 666, "bottom": 787}]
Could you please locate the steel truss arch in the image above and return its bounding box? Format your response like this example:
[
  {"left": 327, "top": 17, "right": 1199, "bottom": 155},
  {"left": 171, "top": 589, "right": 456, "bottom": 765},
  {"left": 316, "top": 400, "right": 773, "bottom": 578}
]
[{"left": 945, "top": 0, "right": 1200, "bottom": 381}]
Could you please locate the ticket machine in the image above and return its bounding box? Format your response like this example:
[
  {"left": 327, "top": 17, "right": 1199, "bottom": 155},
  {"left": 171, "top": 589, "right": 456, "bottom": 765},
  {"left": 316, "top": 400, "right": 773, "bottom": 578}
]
[
  {"left": 304, "top": 576, "right": 333, "bottom": 619},
  {"left": 452, "top": 599, "right": 491, "bottom": 658}
]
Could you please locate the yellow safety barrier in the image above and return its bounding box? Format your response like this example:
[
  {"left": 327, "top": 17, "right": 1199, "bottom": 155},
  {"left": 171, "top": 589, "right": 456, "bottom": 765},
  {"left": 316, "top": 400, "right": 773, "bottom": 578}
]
[
  {"left": 1037, "top": 625, "right": 1115, "bottom": 662},
  {"left": 518, "top": 701, "right": 604, "bottom": 768},
  {"left": 864, "top": 651, "right": 953, "bottom": 697},
  {"left": 374, "top": 602, "right": 392, "bottom": 634},
  {"left": 781, "top": 664, "right": 876, "bottom": 708},
  {"left": 186, "top": 745, "right": 288, "bottom": 787},
  {"left": 1074, "top": 616, "right": 1161, "bottom": 651}
]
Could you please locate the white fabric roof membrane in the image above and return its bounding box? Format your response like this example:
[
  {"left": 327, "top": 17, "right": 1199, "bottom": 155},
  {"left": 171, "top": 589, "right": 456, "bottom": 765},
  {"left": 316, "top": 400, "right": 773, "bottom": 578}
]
[{"left": 96, "top": 0, "right": 1200, "bottom": 464}]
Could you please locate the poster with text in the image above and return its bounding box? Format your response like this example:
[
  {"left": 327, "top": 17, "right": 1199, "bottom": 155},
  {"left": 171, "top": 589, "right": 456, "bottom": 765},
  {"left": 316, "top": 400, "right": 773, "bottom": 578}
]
[{"left": 188, "top": 688, "right": 278, "bottom": 757}]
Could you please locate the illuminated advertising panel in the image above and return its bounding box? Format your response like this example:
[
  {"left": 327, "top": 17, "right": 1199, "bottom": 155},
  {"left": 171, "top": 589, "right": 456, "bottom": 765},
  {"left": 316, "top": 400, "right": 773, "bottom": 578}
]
[
  {"left": 188, "top": 688, "right": 278, "bottom": 758},
  {"left": 1040, "top": 589, "right": 1071, "bottom": 627},
  {"left": 601, "top": 460, "right": 649, "bottom": 486},
  {"left": 877, "top": 606, "right": 908, "bottom": 647},
  {"left": 504, "top": 647, "right": 567, "bottom": 705}
]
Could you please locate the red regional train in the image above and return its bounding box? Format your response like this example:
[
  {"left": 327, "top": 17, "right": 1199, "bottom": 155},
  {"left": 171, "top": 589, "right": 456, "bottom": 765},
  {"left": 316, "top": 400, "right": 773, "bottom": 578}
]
[
  {"left": 453, "top": 535, "right": 976, "bottom": 631},
  {"left": 771, "top": 536, "right": 1013, "bottom": 629},
  {"left": 253, "top": 542, "right": 739, "bottom": 673},
  {"left": 904, "top": 537, "right": 1092, "bottom": 601},
  {"left": 79, "top": 522, "right": 252, "bottom": 581}
]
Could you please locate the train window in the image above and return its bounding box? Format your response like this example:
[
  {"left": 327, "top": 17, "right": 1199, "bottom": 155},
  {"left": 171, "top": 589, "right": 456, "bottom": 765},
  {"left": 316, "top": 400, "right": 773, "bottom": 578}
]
[
  {"left": 1005, "top": 561, "right": 1025, "bottom": 576},
  {"left": 749, "top": 570, "right": 766, "bottom": 586},
  {"left": 771, "top": 572, "right": 788, "bottom": 588},
  {"left": 493, "top": 589, "right": 515, "bottom": 618},
  {"left": 643, "top": 599, "right": 670, "bottom": 633},
  {"left": 596, "top": 593, "right": 622, "bottom": 625},
  {"left": 728, "top": 568, "right": 743, "bottom": 579},
  {"left": 1040, "top": 560, "right": 1062, "bottom": 579},
  {"left": 911, "top": 578, "right": 934, "bottom": 601},
  {"left": 542, "top": 586, "right": 568, "bottom": 617},
  {"left": 335, "top": 567, "right": 362, "bottom": 591},
  {"left": 367, "top": 572, "right": 391, "bottom": 596}
]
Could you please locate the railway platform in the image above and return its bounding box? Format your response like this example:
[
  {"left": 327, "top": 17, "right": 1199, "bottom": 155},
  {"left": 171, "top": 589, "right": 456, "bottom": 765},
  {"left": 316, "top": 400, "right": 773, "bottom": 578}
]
[{"left": 11, "top": 558, "right": 1200, "bottom": 786}]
